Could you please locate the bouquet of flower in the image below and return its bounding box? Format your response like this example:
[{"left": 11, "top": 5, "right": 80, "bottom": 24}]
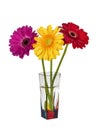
[{"left": 9, "top": 22, "right": 89, "bottom": 119}]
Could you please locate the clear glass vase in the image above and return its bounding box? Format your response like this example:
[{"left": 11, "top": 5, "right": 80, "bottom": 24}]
[{"left": 39, "top": 72, "right": 61, "bottom": 119}]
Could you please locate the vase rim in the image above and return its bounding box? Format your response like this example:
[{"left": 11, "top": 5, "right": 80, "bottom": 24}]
[{"left": 39, "top": 72, "right": 61, "bottom": 76}]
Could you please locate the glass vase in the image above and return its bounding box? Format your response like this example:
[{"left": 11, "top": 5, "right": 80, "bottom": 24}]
[{"left": 39, "top": 72, "right": 61, "bottom": 119}]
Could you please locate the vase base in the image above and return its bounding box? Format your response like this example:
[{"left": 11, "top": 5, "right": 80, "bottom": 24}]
[{"left": 41, "top": 108, "right": 58, "bottom": 119}]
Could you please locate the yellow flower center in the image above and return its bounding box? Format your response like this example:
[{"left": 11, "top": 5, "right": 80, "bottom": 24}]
[
  {"left": 42, "top": 35, "right": 54, "bottom": 47},
  {"left": 45, "top": 38, "right": 52, "bottom": 45}
]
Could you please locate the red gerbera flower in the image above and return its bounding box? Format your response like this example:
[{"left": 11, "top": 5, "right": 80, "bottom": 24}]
[
  {"left": 9, "top": 25, "right": 37, "bottom": 58},
  {"left": 60, "top": 22, "right": 89, "bottom": 49}
]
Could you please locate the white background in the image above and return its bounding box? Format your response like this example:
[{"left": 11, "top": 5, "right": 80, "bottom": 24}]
[{"left": 0, "top": 0, "right": 98, "bottom": 130}]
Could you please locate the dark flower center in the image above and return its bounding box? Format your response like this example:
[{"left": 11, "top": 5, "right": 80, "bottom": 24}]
[
  {"left": 22, "top": 38, "right": 30, "bottom": 46},
  {"left": 68, "top": 31, "right": 78, "bottom": 38}
]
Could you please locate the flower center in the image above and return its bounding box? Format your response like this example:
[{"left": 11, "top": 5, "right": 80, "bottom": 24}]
[
  {"left": 68, "top": 31, "right": 78, "bottom": 38},
  {"left": 22, "top": 38, "right": 30, "bottom": 46},
  {"left": 45, "top": 38, "right": 52, "bottom": 46}
]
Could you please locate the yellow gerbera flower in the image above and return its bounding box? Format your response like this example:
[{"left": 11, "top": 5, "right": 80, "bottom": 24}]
[{"left": 33, "top": 25, "right": 64, "bottom": 60}]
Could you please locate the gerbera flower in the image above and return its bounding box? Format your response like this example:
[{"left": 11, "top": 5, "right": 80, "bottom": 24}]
[
  {"left": 33, "top": 25, "right": 64, "bottom": 60},
  {"left": 60, "top": 22, "right": 89, "bottom": 49},
  {"left": 9, "top": 25, "right": 37, "bottom": 58}
]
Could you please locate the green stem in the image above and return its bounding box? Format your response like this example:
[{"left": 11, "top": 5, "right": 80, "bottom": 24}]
[
  {"left": 50, "top": 60, "right": 54, "bottom": 111},
  {"left": 50, "top": 60, "right": 52, "bottom": 87},
  {"left": 41, "top": 59, "right": 53, "bottom": 111},
  {"left": 41, "top": 59, "right": 49, "bottom": 95},
  {"left": 52, "top": 44, "right": 69, "bottom": 86}
]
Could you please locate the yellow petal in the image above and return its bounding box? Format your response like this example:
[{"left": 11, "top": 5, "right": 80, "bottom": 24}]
[
  {"left": 33, "top": 43, "right": 40, "bottom": 48},
  {"left": 55, "top": 34, "right": 64, "bottom": 40},
  {"left": 47, "top": 25, "right": 52, "bottom": 33},
  {"left": 43, "top": 49, "right": 48, "bottom": 60},
  {"left": 53, "top": 26, "right": 60, "bottom": 34},
  {"left": 35, "top": 48, "right": 42, "bottom": 56},
  {"left": 57, "top": 44, "right": 63, "bottom": 50},
  {"left": 53, "top": 49, "right": 59, "bottom": 55},
  {"left": 37, "top": 26, "right": 47, "bottom": 36},
  {"left": 34, "top": 37, "right": 40, "bottom": 42}
]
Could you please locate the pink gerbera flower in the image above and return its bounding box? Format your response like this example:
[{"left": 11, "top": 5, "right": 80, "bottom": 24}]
[
  {"left": 9, "top": 25, "right": 37, "bottom": 58},
  {"left": 60, "top": 22, "right": 89, "bottom": 49}
]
